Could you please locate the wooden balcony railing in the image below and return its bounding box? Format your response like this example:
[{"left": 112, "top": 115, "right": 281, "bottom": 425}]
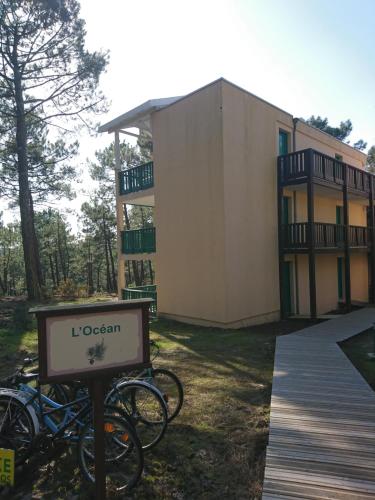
[
  {"left": 119, "top": 161, "right": 154, "bottom": 195},
  {"left": 282, "top": 223, "right": 370, "bottom": 250},
  {"left": 349, "top": 225, "right": 369, "bottom": 247},
  {"left": 278, "top": 149, "right": 371, "bottom": 195},
  {"left": 121, "top": 227, "right": 156, "bottom": 254}
]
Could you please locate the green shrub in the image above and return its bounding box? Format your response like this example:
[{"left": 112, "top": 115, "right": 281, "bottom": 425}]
[
  {"left": 77, "top": 286, "right": 89, "bottom": 298},
  {"left": 56, "top": 279, "right": 78, "bottom": 299}
]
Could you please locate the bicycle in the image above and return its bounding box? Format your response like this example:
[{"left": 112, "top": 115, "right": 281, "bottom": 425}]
[
  {"left": 63, "top": 340, "right": 183, "bottom": 424},
  {"left": 62, "top": 377, "right": 169, "bottom": 451},
  {"left": 1, "top": 356, "right": 169, "bottom": 452},
  {"left": 128, "top": 340, "right": 184, "bottom": 422},
  {"left": 49, "top": 339, "right": 183, "bottom": 425},
  {"left": 0, "top": 366, "right": 144, "bottom": 493},
  {"left": 117, "top": 366, "right": 183, "bottom": 423}
]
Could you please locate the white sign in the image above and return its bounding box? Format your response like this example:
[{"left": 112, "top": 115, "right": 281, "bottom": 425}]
[{"left": 45, "top": 309, "right": 143, "bottom": 377}]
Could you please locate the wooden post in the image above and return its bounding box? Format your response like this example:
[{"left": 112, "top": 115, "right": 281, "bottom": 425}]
[
  {"left": 343, "top": 165, "right": 351, "bottom": 312},
  {"left": 369, "top": 176, "right": 375, "bottom": 303},
  {"left": 277, "top": 158, "right": 286, "bottom": 319},
  {"left": 114, "top": 131, "right": 126, "bottom": 297},
  {"left": 92, "top": 379, "right": 106, "bottom": 500},
  {"left": 307, "top": 150, "right": 317, "bottom": 319},
  {"left": 30, "top": 300, "right": 152, "bottom": 500}
]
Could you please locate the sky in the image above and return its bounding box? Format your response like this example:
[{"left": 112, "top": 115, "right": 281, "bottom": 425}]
[{"left": 3, "top": 0, "right": 375, "bottom": 229}]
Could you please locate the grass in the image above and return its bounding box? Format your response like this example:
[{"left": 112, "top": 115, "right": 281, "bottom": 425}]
[
  {"left": 340, "top": 328, "right": 375, "bottom": 390},
  {"left": 0, "top": 297, "right": 318, "bottom": 499}
]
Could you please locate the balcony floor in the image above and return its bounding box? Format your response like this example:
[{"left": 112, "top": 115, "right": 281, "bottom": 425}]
[
  {"left": 119, "top": 188, "right": 155, "bottom": 207},
  {"left": 120, "top": 252, "right": 156, "bottom": 261},
  {"left": 283, "top": 246, "right": 369, "bottom": 254}
]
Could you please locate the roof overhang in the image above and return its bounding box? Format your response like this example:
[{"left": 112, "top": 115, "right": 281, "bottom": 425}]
[{"left": 98, "top": 96, "right": 182, "bottom": 134}]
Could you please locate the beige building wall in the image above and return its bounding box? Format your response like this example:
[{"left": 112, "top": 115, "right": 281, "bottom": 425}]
[
  {"left": 284, "top": 190, "right": 368, "bottom": 226},
  {"left": 295, "top": 121, "right": 366, "bottom": 170},
  {"left": 349, "top": 202, "right": 368, "bottom": 226},
  {"left": 221, "top": 81, "right": 292, "bottom": 325},
  {"left": 295, "top": 253, "right": 368, "bottom": 315},
  {"left": 351, "top": 254, "right": 369, "bottom": 302},
  {"left": 152, "top": 82, "right": 228, "bottom": 324},
  {"left": 296, "top": 253, "right": 345, "bottom": 315},
  {"left": 151, "top": 78, "right": 368, "bottom": 327}
]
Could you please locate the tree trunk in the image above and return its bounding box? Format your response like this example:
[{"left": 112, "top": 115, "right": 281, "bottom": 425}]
[
  {"left": 102, "top": 213, "right": 112, "bottom": 292},
  {"left": 104, "top": 238, "right": 111, "bottom": 292},
  {"left": 140, "top": 260, "right": 145, "bottom": 284},
  {"left": 126, "top": 260, "right": 132, "bottom": 285},
  {"left": 49, "top": 254, "right": 56, "bottom": 287},
  {"left": 96, "top": 262, "right": 102, "bottom": 291},
  {"left": 13, "top": 44, "right": 43, "bottom": 300},
  {"left": 108, "top": 234, "right": 117, "bottom": 292},
  {"left": 124, "top": 205, "right": 141, "bottom": 286},
  {"left": 57, "top": 216, "right": 67, "bottom": 281},
  {"left": 54, "top": 252, "right": 60, "bottom": 285},
  {"left": 0, "top": 275, "right": 6, "bottom": 294},
  {"left": 87, "top": 240, "right": 94, "bottom": 296},
  {"left": 148, "top": 260, "right": 154, "bottom": 284}
]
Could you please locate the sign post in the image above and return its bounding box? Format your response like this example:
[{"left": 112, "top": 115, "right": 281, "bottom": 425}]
[
  {"left": 91, "top": 379, "right": 106, "bottom": 499},
  {"left": 30, "top": 299, "right": 153, "bottom": 499}
]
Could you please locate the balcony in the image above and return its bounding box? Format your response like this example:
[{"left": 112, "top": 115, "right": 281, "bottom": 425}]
[
  {"left": 122, "top": 228, "right": 156, "bottom": 254},
  {"left": 119, "top": 162, "right": 154, "bottom": 196},
  {"left": 279, "top": 149, "right": 371, "bottom": 196},
  {"left": 122, "top": 285, "right": 157, "bottom": 315},
  {"left": 282, "top": 223, "right": 371, "bottom": 251}
]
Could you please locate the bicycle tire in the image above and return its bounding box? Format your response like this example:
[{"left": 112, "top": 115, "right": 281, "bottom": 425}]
[
  {"left": 0, "top": 395, "right": 36, "bottom": 465},
  {"left": 151, "top": 368, "right": 184, "bottom": 422},
  {"left": 77, "top": 413, "right": 143, "bottom": 493},
  {"left": 105, "top": 380, "right": 168, "bottom": 451}
]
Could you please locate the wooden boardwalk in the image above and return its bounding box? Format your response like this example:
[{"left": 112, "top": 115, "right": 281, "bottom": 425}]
[{"left": 262, "top": 308, "right": 375, "bottom": 500}]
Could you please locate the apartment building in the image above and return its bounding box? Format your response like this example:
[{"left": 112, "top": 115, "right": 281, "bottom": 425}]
[{"left": 99, "top": 78, "right": 370, "bottom": 327}]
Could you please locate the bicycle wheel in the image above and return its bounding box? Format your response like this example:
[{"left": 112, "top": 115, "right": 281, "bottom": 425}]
[
  {"left": 151, "top": 368, "right": 184, "bottom": 422},
  {"left": 41, "top": 383, "right": 69, "bottom": 404},
  {"left": 105, "top": 380, "right": 168, "bottom": 451},
  {"left": 77, "top": 414, "right": 143, "bottom": 494},
  {"left": 0, "top": 396, "right": 35, "bottom": 465}
]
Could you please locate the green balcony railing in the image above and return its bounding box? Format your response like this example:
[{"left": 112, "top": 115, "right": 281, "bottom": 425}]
[
  {"left": 122, "top": 228, "right": 156, "bottom": 254},
  {"left": 119, "top": 162, "right": 154, "bottom": 195},
  {"left": 122, "top": 285, "right": 157, "bottom": 315}
]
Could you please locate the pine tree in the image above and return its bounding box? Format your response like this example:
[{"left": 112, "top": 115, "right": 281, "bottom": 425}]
[{"left": 0, "top": 0, "right": 108, "bottom": 299}]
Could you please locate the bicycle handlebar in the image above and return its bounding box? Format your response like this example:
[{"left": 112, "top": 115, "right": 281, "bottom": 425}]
[{"left": 23, "top": 356, "right": 39, "bottom": 367}]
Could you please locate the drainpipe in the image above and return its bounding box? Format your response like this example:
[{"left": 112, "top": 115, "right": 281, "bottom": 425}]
[
  {"left": 293, "top": 117, "right": 299, "bottom": 153},
  {"left": 293, "top": 117, "right": 300, "bottom": 314}
]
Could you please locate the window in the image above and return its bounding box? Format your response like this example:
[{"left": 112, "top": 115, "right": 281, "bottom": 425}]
[
  {"left": 279, "top": 130, "right": 289, "bottom": 156},
  {"left": 335, "top": 153, "right": 343, "bottom": 162}
]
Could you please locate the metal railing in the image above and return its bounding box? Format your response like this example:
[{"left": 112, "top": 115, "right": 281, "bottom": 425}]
[{"left": 122, "top": 285, "right": 157, "bottom": 315}]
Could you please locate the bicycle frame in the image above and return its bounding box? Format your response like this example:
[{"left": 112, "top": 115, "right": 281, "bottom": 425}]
[{"left": 19, "top": 383, "right": 92, "bottom": 442}]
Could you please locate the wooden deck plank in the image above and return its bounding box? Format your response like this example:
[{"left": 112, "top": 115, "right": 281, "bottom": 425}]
[
  {"left": 263, "top": 467, "right": 375, "bottom": 493},
  {"left": 263, "top": 478, "right": 375, "bottom": 500},
  {"left": 262, "top": 308, "right": 375, "bottom": 499},
  {"left": 267, "top": 445, "right": 375, "bottom": 466}
]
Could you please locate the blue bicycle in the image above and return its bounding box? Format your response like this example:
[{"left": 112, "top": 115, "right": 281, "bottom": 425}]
[{"left": 0, "top": 360, "right": 144, "bottom": 494}]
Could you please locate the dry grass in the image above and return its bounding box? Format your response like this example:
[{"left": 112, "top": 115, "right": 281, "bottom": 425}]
[
  {"left": 340, "top": 328, "right": 375, "bottom": 390},
  {"left": 0, "top": 298, "right": 317, "bottom": 499}
]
